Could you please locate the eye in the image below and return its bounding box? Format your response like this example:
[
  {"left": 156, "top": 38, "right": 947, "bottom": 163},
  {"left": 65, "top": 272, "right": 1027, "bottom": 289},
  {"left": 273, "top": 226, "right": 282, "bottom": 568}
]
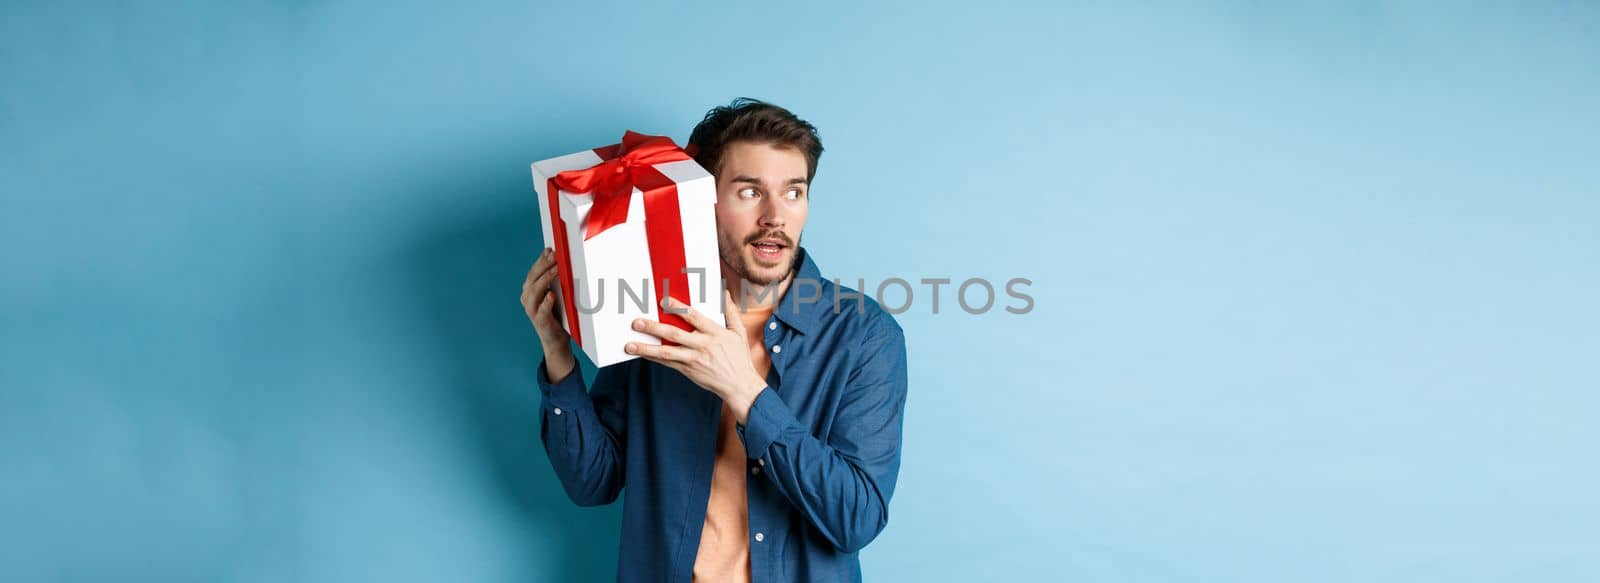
[
  {"left": 737, "top": 187, "right": 759, "bottom": 199},
  {"left": 785, "top": 188, "right": 804, "bottom": 200}
]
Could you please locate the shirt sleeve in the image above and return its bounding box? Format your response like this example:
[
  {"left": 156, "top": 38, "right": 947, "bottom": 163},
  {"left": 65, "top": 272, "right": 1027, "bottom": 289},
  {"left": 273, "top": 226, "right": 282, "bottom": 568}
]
[
  {"left": 538, "top": 356, "right": 636, "bottom": 507},
  {"left": 737, "top": 312, "right": 910, "bottom": 553}
]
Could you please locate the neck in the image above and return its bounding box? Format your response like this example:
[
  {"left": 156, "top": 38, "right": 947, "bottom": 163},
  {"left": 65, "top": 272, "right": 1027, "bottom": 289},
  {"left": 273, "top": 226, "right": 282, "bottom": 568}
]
[{"left": 722, "top": 261, "right": 793, "bottom": 313}]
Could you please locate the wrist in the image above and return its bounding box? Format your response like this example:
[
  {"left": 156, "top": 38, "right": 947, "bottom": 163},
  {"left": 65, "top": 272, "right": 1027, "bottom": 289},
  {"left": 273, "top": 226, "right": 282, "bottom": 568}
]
[
  {"left": 544, "top": 348, "right": 576, "bottom": 383},
  {"left": 724, "top": 374, "right": 767, "bottom": 425}
]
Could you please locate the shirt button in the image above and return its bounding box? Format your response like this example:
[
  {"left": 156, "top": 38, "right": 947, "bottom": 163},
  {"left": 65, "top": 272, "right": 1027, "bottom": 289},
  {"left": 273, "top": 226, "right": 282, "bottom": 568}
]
[
  {"left": 757, "top": 458, "right": 765, "bottom": 467},
  {"left": 771, "top": 344, "right": 781, "bottom": 354},
  {"left": 553, "top": 407, "right": 562, "bottom": 416},
  {"left": 754, "top": 532, "right": 765, "bottom": 542},
  {"left": 768, "top": 321, "right": 777, "bottom": 331},
  {"left": 751, "top": 466, "right": 761, "bottom": 476}
]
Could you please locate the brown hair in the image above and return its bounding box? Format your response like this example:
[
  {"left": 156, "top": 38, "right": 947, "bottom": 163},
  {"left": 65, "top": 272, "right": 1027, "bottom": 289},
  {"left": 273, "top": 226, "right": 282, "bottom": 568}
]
[{"left": 688, "top": 98, "right": 824, "bottom": 182}]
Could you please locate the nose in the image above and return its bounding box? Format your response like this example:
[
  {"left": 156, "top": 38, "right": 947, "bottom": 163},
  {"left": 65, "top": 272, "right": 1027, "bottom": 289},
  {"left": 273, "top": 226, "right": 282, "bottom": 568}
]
[{"left": 758, "top": 198, "right": 786, "bottom": 229}]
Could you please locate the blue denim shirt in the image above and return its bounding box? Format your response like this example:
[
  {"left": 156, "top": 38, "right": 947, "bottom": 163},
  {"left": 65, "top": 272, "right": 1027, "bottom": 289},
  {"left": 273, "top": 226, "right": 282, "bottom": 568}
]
[{"left": 537, "top": 247, "right": 909, "bottom": 582}]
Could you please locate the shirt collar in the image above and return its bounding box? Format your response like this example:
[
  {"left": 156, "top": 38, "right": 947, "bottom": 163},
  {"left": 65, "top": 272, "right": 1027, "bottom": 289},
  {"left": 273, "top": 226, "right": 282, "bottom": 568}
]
[{"left": 771, "top": 246, "right": 826, "bottom": 335}]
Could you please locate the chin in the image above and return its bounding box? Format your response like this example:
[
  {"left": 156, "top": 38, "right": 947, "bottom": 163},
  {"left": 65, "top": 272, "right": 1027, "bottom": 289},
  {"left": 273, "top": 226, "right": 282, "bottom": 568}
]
[{"left": 743, "top": 254, "right": 790, "bottom": 284}]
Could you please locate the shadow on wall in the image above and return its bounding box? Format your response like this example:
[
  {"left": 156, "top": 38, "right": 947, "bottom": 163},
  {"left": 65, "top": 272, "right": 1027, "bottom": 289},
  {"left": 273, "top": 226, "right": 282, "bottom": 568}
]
[{"left": 403, "top": 179, "right": 621, "bottom": 580}]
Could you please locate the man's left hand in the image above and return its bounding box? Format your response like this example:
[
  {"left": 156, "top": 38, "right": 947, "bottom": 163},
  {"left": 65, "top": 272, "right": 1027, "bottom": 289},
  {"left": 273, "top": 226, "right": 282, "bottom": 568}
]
[{"left": 627, "top": 291, "right": 767, "bottom": 423}]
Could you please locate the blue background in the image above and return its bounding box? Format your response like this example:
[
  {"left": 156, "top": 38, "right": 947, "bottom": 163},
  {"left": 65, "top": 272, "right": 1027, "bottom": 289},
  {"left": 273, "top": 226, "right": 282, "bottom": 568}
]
[{"left": 4, "top": 1, "right": 1598, "bottom": 581}]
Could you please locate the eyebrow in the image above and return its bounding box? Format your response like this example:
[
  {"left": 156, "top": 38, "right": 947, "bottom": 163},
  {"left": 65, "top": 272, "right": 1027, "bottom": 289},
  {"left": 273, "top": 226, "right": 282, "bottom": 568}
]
[{"left": 730, "top": 175, "right": 809, "bottom": 187}]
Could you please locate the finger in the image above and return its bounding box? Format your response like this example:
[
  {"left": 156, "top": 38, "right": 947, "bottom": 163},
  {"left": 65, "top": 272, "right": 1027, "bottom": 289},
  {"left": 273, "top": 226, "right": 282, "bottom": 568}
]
[
  {"left": 526, "top": 288, "right": 545, "bottom": 321},
  {"left": 522, "top": 275, "right": 545, "bottom": 310},
  {"left": 541, "top": 289, "right": 564, "bottom": 321},
  {"left": 533, "top": 288, "right": 551, "bottom": 318},
  {"left": 632, "top": 318, "right": 705, "bottom": 347},
  {"left": 626, "top": 341, "right": 696, "bottom": 362},
  {"left": 525, "top": 248, "right": 552, "bottom": 286},
  {"left": 546, "top": 288, "right": 564, "bottom": 318},
  {"left": 526, "top": 248, "right": 556, "bottom": 288},
  {"left": 537, "top": 291, "right": 556, "bottom": 323},
  {"left": 537, "top": 291, "right": 569, "bottom": 338},
  {"left": 660, "top": 296, "right": 719, "bottom": 333},
  {"left": 531, "top": 261, "right": 559, "bottom": 294}
]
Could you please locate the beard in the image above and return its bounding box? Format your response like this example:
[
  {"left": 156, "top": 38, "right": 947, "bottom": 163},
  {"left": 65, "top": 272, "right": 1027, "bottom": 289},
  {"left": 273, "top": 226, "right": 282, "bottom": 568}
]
[{"left": 720, "top": 229, "right": 800, "bottom": 286}]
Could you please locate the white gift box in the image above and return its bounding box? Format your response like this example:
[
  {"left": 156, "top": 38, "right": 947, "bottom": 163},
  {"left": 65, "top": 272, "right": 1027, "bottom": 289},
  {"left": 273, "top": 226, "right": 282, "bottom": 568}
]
[{"left": 531, "top": 134, "right": 723, "bottom": 368}]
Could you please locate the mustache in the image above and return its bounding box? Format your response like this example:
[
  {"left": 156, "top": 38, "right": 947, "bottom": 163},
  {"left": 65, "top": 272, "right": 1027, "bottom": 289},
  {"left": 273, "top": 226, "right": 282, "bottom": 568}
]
[{"left": 745, "top": 231, "right": 793, "bottom": 246}]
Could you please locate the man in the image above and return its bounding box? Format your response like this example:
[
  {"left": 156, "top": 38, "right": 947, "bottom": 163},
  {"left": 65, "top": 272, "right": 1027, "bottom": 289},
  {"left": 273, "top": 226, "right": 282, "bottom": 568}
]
[{"left": 520, "top": 99, "right": 909, "bottom": 582}]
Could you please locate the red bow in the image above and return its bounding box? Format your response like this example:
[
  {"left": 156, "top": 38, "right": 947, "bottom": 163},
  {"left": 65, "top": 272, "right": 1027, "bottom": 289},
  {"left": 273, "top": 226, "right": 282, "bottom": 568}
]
[{"left": 551, "top": 131, "right": 693, "bottom": 240}]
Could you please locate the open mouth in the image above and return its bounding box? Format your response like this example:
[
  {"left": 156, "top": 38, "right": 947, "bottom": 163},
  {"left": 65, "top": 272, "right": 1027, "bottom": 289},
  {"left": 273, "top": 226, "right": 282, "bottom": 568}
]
[{"left": 750, "top": 240, "right": 787, "bottom": 262}]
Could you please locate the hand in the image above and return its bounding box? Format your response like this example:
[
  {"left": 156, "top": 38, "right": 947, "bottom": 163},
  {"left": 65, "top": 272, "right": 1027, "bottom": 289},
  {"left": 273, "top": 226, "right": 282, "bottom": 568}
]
[
  {"left": 521, "top": 247, "right": 576, "bottom": 381},
  {"left": 627, "top": 291, "right": 767, "bottom": 422}
]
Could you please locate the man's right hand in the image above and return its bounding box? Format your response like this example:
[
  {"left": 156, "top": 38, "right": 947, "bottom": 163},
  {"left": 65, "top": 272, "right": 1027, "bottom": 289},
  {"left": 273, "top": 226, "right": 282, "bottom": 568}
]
[{"left": 522, "top": 247, "right": 577, "bottom": 382}]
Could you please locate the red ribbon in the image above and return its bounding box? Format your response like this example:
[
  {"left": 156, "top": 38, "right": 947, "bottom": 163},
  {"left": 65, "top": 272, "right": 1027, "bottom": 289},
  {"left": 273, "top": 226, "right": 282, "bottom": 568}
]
[{"left": 544, "top": 131, "right": 697, "bottom": 351}]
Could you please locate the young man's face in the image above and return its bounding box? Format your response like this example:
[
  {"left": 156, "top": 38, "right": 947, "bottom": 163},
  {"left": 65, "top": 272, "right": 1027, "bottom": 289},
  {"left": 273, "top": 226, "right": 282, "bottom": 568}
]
[{"left": 713, "top": 141, "right": 811, "bottom": 287}]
